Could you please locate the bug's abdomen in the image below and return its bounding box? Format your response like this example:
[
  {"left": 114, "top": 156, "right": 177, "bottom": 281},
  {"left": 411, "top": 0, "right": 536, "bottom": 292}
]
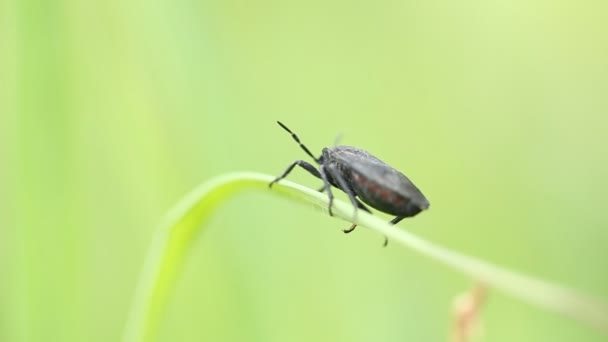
[{"left": 349, "top": 171, "right": 423, "bottom": 217}]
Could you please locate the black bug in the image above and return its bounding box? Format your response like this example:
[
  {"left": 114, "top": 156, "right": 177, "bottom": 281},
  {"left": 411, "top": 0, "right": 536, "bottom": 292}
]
[{"left": 269, "top": 121, "right": 430, "bottom": 244}]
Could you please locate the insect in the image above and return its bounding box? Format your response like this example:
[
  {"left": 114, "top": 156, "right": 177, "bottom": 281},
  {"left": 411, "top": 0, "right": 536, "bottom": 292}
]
[{"left": 269, "top": 121, "right": 430, "bottom": 245}]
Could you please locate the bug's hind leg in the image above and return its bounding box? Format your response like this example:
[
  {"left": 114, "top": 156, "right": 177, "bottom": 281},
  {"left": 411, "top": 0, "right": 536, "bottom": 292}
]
[
  {"left": 343, "top": 200, "right": 371, "bottom": 233},
  {"left": 269, "top": 160, "right": 321, "bottom": 187},
  {"left": 381, "top": 216, "right": 406, "bottom": 247},
  {"left": 389, "top": 216, "right": 406, "bottom": 225}
]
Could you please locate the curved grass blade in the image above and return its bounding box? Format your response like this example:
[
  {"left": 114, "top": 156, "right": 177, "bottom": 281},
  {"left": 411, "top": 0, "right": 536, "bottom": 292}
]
[{"left": 123, "top": 172, "right": 608, "bottom": 342}]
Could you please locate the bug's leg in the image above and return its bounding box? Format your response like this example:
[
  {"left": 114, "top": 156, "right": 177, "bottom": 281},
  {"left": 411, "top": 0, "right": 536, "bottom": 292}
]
[
  {"left": 343, "top": 200, "right": 371, "bottom": 233},
  {"left": 389, "top": 216, "right": 405, "bottom": 225},
  {"left": 343, "top": 225, "right": 356, "bottom": 233},
  {"left": 325, "top": 164, "right": 360, "bottom": 223},
  {"left": 381, "top": 216, "right": 406, "bottom": 247},
  {"left": 269, "top": 160, "right": 321, "bottom": 187},
  {"left": 318, "top": 164, "right": 335, "bottom": 216}
]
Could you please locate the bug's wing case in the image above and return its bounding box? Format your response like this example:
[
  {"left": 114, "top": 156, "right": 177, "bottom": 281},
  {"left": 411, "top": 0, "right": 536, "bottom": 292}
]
[{"left": 331, "top": 146, "right": 430, "bottom": 209}]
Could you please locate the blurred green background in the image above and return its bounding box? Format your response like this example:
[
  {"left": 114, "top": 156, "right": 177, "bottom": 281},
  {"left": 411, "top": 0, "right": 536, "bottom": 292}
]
[{"left": 2, "top": 0, "right": 608, "bottom": 341}]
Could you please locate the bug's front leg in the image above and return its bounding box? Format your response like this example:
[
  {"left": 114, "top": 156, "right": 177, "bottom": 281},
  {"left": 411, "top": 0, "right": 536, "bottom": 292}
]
[
  {"left": 269, "top": 160, "right": 321, "bottom": 188},
  {"left": 318, "top": 164, "right": 335, "bottom": 216}
]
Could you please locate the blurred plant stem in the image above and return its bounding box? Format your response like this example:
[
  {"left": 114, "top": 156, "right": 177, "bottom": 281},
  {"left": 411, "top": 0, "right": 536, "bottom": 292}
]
[
  {"left": 123, "top": 172, "right": 608, "bottom": 342},
  {"left": 451, "top": 283, "right": 487, "bottom": 342}
]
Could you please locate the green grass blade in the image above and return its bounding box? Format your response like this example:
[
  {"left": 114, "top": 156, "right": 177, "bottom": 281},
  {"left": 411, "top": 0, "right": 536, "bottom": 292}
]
[{"left": 123, "top": 171, "right": 608, "bottom": 342}]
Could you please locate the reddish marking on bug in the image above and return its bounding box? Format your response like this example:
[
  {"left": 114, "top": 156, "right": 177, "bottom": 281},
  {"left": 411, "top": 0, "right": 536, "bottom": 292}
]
[
  {"left": 352, "top": 172, "right": 403, "bottom": 205},
  {"left": 393, "top": 195, "right": 405, "bottom": 207}
]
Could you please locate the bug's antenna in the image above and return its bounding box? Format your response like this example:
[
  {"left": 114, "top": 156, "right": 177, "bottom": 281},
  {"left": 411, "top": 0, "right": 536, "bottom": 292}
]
[
  {"left": 333, "top": 132, "right": 343, "bottom": 146},
  {"left": 277, "top": 121, "right": 320, "bottom": 163}
]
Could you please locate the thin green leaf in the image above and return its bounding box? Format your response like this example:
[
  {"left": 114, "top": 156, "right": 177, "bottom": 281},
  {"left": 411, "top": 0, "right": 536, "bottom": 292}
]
[{"left": 123, "top": 172, "right": 608, "bottom": 342}]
